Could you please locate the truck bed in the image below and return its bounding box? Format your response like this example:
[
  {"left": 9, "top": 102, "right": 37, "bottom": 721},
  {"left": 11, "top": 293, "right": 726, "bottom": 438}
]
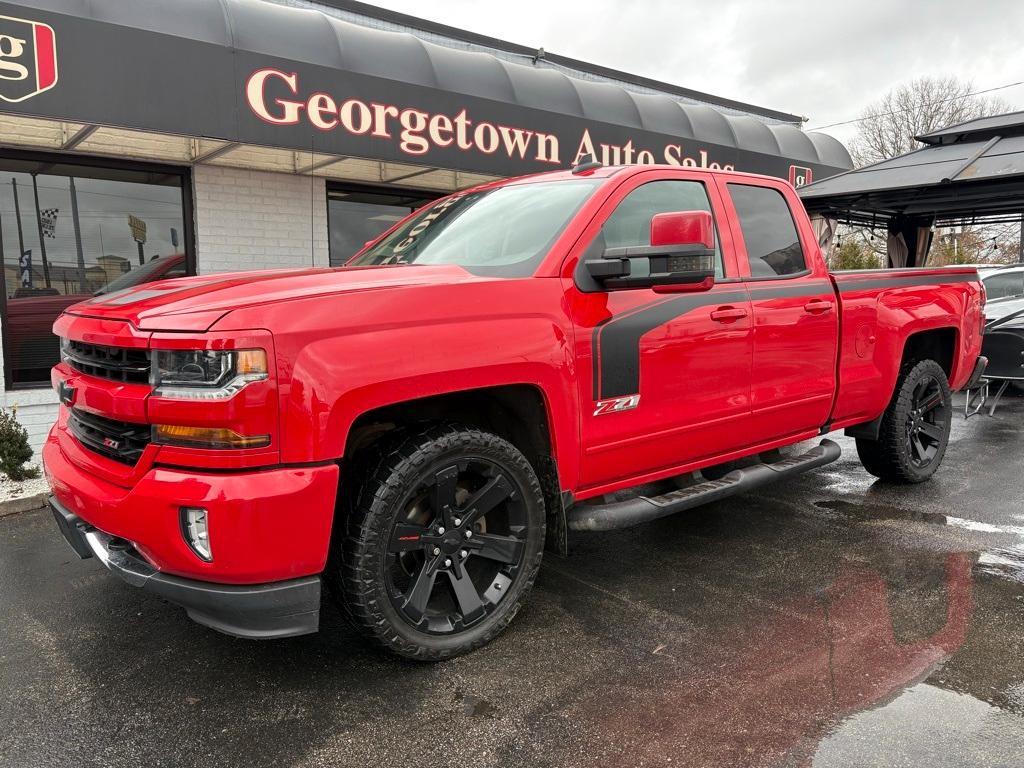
[{"left": 828, "top": 266, "right": 983, "bottom": 430}]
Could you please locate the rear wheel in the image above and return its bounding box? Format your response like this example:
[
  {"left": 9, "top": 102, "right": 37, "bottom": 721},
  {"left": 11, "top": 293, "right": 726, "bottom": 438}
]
[
  {"left": 335, "top": 425, "right": 545, "bottom": 660},
  {"left": 856, "top": 359, "right": 952, "bottom": 483}
]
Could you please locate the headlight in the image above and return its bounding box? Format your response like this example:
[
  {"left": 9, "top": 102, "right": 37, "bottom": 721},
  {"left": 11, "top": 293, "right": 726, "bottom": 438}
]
[{"left": 152, "top": 348, "right": 268, "bottom": 400}]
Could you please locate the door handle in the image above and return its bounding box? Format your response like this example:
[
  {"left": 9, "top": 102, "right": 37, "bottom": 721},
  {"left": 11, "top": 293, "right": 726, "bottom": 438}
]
[
  {"left": 804, "top": 299, "right": 834, "bottom": 314},
  {"left": 710, "top": 306, "right": 748, "bottom": 322}
]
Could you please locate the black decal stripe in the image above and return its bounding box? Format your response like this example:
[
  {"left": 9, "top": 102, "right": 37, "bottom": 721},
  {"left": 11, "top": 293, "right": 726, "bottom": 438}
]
[
  {"left": 746, "top": 282, "right": 832, "bottom": 300},
  {"left": 589, "top": 273, "right": 976, "bottom": 403},
  {"left": 595, "top": 289, "right": 747, "bottom": 400},
  {"left": 591, "top": 297, "right": 675, "bottom": 400},
  {"left": 836, "top": 273, "right": 977, "bottom": 292}
]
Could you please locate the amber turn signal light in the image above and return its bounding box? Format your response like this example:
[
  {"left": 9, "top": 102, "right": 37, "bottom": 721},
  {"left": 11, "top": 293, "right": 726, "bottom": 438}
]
[{"left": 152, "top": 424, "right": 270, "bottom": 450}]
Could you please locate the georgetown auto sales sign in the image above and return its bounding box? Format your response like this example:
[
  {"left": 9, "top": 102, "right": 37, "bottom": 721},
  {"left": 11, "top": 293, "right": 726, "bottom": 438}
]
[
  {"left": 0, "top": 2, "right": 848, "bottom": 183},
  {"left": 0, "top": 13, "right": 56, "bottom": 103},
  {"left": 246, "top": 68, "right": 743, "bottom": 173},
  {"left": 241, "top": 65, "right": 810, "bottom": 179}
]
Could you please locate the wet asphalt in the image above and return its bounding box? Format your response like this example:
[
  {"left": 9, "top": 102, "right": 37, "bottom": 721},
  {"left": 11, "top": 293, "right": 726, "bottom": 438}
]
[{"left": 3, "top": 397, "right": 1024, "bottom": 768}]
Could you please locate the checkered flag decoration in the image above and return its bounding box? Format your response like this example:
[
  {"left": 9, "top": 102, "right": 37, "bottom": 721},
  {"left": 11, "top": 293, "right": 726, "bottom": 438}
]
[{"left": 40, "top": 208, "right": 58, "bottom": 238}]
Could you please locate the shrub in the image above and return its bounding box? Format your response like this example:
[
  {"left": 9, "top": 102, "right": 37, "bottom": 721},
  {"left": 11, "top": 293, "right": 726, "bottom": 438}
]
[
  {"left": 831, "top": 238, "right": 882, "bottom": 271},
  {"left": 0, "top": 407, "right": 39, "bottom": 481}
]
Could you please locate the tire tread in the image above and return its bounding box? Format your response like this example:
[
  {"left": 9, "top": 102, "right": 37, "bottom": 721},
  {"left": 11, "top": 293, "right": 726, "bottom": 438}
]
[
  {"left": 855, "top": 359, "right": 951, "bottom": 484},
  {"left": 330, "top": 424, "right": 545, "bottom": 660}
]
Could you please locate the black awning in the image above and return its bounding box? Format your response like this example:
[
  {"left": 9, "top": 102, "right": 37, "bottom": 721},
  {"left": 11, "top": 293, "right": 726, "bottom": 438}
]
[
  {"left": 800, "top": 112, "right": 1024, "bottom": 226},
  {"left": 0, "top": 0, "right": 850, "bottom": 181}
]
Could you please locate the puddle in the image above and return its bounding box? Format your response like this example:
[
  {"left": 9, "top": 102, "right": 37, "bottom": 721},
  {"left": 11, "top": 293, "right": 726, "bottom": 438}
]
[
  {"left": 814, "top": 682, "right": 1024, "bottom": 767},
  {"left": 455, "top": 692, "right": 498, "bottom": 718},
  {"left": 977, "top": 550, "right": 1024, "bottom": 584},
  {"left": 813, "top": 498, "right": 948, "bottom": 525},
  {"left": 814, "top": 499, "right": 1024, "bottom": 587}
]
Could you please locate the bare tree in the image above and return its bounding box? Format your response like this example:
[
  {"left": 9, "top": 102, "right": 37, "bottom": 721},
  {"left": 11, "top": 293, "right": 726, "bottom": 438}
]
[
  {"left": 847, "top": 76, "right": 1018, "bottom": 266},
  {"left": 849, "top": 76, "right": 1012, "bottom": 167}
]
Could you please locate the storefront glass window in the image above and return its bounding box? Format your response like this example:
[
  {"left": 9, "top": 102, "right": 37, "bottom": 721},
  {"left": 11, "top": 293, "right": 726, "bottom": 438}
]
[
  {"left": 328, "top": 186, "right": 436, "bottom": 266},
  {"left": 0, "top": 157, "right": 190, "bottom": 387}
]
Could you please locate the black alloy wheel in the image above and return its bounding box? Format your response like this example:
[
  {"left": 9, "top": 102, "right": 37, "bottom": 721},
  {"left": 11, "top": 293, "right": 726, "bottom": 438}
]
[
  {"left": 905, "top": 373, "right": 948, "bottom": 469},
  {"left": 335, "top": 425, "right": 545, "bottom": 660},
  {"left": 856, "top": 358, "right": 952, "bottom": 484},
  {"left": 385, "top": 458, "right": 528, "bottom": 634}
]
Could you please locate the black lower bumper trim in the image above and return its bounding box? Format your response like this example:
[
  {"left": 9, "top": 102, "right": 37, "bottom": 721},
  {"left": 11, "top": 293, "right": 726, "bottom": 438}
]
[{"left": 49, "top": 496, "right": 321, "bottom": 639}]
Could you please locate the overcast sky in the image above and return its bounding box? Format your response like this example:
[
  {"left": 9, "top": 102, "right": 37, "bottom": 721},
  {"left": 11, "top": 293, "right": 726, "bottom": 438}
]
[{"left": 368, "top": 0, "right": 1024, "bottom": 146}]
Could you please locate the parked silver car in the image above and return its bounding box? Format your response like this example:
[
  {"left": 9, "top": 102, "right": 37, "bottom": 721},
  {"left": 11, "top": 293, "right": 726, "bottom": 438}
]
[{"left": 979, "top": 265, "right": 1024, "bottom": 322}]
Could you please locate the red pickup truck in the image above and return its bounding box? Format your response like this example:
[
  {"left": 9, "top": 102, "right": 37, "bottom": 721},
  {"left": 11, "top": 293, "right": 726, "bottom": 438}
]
[{"left": 45, "top": 164, "right": 986, "bottom": 659}]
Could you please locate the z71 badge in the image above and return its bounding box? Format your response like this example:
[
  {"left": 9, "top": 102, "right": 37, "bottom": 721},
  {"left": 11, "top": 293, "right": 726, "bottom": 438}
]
[{"left": 593, "top": 394, "right": 640, "bottom": 416}]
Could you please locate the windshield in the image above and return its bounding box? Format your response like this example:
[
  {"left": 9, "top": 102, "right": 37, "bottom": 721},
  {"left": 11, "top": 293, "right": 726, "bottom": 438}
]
[{"left": 348, "top": 179, "right": 599, "bottom": 277}]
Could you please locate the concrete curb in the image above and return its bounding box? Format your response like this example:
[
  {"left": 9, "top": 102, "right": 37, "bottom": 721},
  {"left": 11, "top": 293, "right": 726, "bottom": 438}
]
[{"left": 0, "top": 492, "right": 49, "bottom": 518}]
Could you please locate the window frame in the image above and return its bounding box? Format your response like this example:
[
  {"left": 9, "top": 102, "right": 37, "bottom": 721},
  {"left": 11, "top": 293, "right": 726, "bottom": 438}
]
[
  {"left": 569, "top": 170, "right": 738, "bottom": 293},
  {"left": 0, "top": 149, "right": 195, "bottom": 390},
  {"left": 723, "top": 180, "right": 811, "bottom": 282}
]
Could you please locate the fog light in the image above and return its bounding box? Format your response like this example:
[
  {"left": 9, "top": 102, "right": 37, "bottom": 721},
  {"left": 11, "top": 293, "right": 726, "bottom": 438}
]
[{"left": 180, "top": 507, "right": 212, "bottom": 561}]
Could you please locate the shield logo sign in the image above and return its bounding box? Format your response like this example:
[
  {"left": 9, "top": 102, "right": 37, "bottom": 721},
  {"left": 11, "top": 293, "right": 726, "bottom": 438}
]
[
  {"left": 0, "top": 15, "right": 57, "bottom": 103},
  {"left": 788, "top": 165, "right": 813, "bottom": 188}
]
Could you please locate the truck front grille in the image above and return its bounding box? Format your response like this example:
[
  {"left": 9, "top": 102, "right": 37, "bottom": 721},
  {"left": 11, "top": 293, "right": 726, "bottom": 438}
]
[
  {"left": 68, "top": 408, "right": 151, "bottom": 465},
  {"left": 63, "top": 340, "right": 150, "bottom": 384}
]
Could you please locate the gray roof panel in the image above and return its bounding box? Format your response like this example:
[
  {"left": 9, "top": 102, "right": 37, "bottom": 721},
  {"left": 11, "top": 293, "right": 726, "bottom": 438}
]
[{"left": 917, "top": 111, "right": 1024, "bottom": 144}]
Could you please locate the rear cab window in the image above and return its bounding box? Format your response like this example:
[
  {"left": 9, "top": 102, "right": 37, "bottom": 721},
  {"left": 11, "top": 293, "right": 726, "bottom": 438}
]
[{"left": 728, "top": 183, "right": 806, "bottom": 278}]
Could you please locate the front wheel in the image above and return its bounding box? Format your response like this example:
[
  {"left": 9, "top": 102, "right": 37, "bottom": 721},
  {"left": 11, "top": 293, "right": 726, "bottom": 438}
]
[
  {"left": 856, "top": 359, "right": 952, "bottom": 483},
  {"left": 334, "top": 425, "right": 546, "bottom": 660}
]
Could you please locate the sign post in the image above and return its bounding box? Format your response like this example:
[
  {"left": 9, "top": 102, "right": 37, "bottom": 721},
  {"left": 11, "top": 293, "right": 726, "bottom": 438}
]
[
  {"left": 30, "top": 173, "right": 52, "bottom": 288},
  {"left": 128, "top": 214, "right": 147, "bottom": 265}
]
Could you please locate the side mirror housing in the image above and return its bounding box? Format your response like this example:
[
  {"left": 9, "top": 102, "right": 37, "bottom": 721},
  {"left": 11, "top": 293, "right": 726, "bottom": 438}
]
[
  {"left": 585, "top": 210, "right": 716, "bottom": 291},
  {"left": 651, "top": 210, "right": 714, "bottom": 250}
]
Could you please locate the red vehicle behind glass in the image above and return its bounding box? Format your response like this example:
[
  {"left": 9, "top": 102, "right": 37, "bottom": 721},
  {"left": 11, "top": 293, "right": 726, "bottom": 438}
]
[{"left": 44, "top": 165, "right": 986, "bottom": 659}]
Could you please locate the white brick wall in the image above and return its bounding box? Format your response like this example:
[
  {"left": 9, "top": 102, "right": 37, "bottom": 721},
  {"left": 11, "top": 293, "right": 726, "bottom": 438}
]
[
  {"left": 193, "top": 165, "right": 329, "bottom": 273},
  {"left": 1, "top": 165, "right": 331, "bottom": 467}
]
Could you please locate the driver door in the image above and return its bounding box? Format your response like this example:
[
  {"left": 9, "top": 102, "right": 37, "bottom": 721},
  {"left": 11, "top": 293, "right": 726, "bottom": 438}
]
[{"left": 565, "top": 171, "right": 754, "bottom": 492}]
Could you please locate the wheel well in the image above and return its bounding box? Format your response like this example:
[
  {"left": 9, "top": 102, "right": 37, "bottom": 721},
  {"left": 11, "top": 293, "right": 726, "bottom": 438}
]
[
  {"left": 846, "top": 327, "right": 957, "bottom": 442},
  {"left": 344, "top": 385, "right": 552, "bottom": 463},
  {"left": 342, "top": 385, "right": 565, "bottom": 554},
  {"left": 901, "top": 328, "right": 956, "bottom": 377}
]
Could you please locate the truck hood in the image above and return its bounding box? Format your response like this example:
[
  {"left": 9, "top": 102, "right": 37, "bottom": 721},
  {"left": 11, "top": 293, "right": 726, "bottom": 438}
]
[{"left": 64, "top": 264, "right": 480, "bottom": 331}]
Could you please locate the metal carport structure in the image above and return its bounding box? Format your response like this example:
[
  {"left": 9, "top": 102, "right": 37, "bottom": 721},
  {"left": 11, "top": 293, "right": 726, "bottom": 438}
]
[{"left": 799, "top": 112, "right": 1024, "bottom": 267}]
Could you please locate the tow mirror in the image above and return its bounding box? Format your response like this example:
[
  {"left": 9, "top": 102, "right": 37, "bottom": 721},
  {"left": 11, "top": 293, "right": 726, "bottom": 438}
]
[{"left": 585, "top": 210, "right": 716, "bottom": 292}]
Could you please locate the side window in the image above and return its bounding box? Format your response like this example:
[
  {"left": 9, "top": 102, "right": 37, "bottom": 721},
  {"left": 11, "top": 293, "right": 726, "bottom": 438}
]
[
  {"left": 984, "top": 271, "right": 1024, "bottom": 301},
  {"left": 602, "top": 180, "right": 724, "bottom": 278},
  {"left": 728, "top": 183, "right": 806, "bottom": 278}
]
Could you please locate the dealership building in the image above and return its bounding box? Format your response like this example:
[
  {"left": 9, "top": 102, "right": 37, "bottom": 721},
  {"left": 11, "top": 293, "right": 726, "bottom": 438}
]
[{"left": 0, "top": 0, "right": 850, "bottom": 455}]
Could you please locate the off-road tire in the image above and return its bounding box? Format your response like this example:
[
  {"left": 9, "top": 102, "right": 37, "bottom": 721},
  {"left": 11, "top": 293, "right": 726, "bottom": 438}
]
[
  {"left": 332, "top": 425, "right": 546, "bottom": 660},
  {"left": 855, "top": 359, "right": 952, "bottom": 483}
]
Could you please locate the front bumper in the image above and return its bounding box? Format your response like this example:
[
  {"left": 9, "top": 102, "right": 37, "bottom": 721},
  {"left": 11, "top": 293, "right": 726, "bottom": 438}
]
[
  {"left": 50, "top": 496, "right": 321, "bottom": 639},
  {"left": 43, "top": 422, "right": 339, "bottom": 584}
]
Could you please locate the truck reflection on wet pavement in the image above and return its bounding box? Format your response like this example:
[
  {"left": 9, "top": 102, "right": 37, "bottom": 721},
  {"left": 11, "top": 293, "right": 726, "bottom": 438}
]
[{"left": 3, "top": 396, "right": 1024, "bottom": 768}]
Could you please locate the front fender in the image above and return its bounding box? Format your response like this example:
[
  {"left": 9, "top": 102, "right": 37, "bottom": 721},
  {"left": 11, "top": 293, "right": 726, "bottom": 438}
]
[{"left": 248, "top": 278, "right": 580, "bottom": 487}]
